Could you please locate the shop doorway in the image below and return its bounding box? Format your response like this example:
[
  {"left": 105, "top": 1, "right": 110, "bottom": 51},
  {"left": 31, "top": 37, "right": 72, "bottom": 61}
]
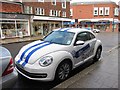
[{"left": 43, "top": 24, "right": 49, "bottom": 36}]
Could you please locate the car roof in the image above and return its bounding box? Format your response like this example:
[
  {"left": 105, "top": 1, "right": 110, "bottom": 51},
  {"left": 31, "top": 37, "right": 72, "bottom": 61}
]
[{"left": 53, "top": 28, "right": 93, "bottom": 34}]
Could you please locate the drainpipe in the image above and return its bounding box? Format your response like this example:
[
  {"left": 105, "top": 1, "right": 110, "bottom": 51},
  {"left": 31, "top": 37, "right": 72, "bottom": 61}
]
[{"left": 20, "top": 1, "right": 24, "bottom": 14}]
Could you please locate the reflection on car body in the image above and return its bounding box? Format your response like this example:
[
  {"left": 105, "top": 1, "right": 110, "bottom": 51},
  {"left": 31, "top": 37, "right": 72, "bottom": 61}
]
[
  {"left": 92, "top": 29, "right": 100, "bottom": 33},
  {"left": 15, "top": 28, "right": 102, "bottom": 81},
  {"left": 0, "top": 46, "right": 18, "bottom": 88}
]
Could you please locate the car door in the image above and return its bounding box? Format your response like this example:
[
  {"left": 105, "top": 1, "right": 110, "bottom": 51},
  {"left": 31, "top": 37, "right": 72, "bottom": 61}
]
[
  {"left": 83, "top": 32, "right": 97, "bottom": 62},
  {"left": 73, "top": 32, "right": 96, "bottom": 66}
]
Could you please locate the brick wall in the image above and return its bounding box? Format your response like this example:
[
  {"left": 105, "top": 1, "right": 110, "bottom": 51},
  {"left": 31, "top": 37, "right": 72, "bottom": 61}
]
[
  {"left": 70, "top": 2, "right": 119, "bottom": 32},
  {"left": 23, "top": 2, "right": 70, "bottom": 18},
  {"left": 71, "top": 4, "right": 93, "bottom": 19},
  {"left": 0, "top": 2, "right": 22, "bottom": 13},
  {"left": 71, "top": 3, "right": 119, "bottom": 19}
]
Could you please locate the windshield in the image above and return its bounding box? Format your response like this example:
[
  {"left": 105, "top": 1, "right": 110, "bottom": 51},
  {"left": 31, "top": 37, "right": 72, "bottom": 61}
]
[{"left": 43, "top": 31, "right": 75, "bottom": 45}]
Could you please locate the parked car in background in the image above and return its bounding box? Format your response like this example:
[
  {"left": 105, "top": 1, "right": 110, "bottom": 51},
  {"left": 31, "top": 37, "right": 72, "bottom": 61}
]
[
  {"left": 15, "top": 28, "right": 102, "bottom": 81},
  {"left": 92, "top": 29, "right": 100, "bottom": 33},
  {"left": 0, "top": 46, "right": 18, "bottom": 88}
]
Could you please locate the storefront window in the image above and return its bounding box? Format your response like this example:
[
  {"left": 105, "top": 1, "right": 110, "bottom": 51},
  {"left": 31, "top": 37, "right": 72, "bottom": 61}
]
[
  {"left": 113, "top": 24, "right": 117, "bottom": 29},
  {"left": 17, "top": 21, "right": 29, "bottom": 36},
  {"left": 0, "top": 20, "right": 29, "bottom": 38},
  {"left": 1, "top": 20, "right": 16, "bottom": 38}
]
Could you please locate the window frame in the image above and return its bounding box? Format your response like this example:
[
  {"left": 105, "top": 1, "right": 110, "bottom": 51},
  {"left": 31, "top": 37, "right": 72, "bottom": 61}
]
[
  {"left": 99, "top": 7, "right": 104, "bottom": 16},
  {"left": 38, "top": 0, "right": 44, "bottom": 2},
  {"left": 105, "top": 7, "right": 110, "bottom": 16},
  {"left": 114, "top": 7, "right": 119, "bottom": 16},
  {"left": 50, "top": 10, "right": 58, "bottom": 16},
  {"left": 24, "top": 6, "right": 33, "bottom": 14},
  {"left": 51, "top": 0, "right": 56, "bottom": 5},
  {"left": 70, "top": 9, "right": 73, "bottom": 16},
  {"left": 62, "top": 0, "right": 66, "bottom": 9},
  {"left": 94, "top": 7, "right": 98, "bottom": 16},
  {"left": 58, "top": 11, "right": 61, "bottom": 16},
  {"left": 74, "top": 32, "right": 95, "bottom": 46},
  {"left": 62, "top": 11, "right": 66, "bottom": 17},
  {"left": 35, "top": 7, "right": 45, "bottom": 15}
]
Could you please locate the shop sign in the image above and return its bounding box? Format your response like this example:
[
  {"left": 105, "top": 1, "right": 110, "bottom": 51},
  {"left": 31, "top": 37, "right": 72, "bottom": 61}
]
[
  {"left": 1, "top": 14, "right": 30, "bottom": 19},
  {"left": 80, "top": 22, "right": 93, "bottom": 25},
  {"left": 64, "top": 22, "right": 75, "bottom": 25},
  {"left": 94, "top": 22, "right": 110, "bottom": 25}
]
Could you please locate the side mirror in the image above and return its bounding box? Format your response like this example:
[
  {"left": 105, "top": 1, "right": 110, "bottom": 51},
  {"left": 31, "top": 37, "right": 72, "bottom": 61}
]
[{"left": 75, "top": 41, "right": 85, "bottom": 45}]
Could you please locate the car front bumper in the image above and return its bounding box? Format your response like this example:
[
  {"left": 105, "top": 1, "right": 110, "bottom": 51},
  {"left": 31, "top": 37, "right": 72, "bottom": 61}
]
[{"left": 15, "top": 62, "right": 56, "bottom": 81}]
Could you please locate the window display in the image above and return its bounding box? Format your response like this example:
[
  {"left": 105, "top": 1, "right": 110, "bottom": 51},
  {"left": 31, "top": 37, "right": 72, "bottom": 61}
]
[{"left": 0, "top": 20, "right": 29, "bottom": 38}]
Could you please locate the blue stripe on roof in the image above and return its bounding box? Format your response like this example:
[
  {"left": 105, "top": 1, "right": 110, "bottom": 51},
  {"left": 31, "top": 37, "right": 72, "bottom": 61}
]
[
  {"left": 63, "top": 28, "right": 71, "bottom": 32},
  {"left": 58, "top": 28, "right": 71, "bottom": 32},
  {"left": 22, "top": 42, "right": 52, "bottom": 67}
]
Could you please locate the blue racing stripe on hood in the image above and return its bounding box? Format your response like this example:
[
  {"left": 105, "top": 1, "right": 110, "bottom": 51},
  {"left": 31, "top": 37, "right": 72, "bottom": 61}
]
[
  {"left": 17, "top": 41, "right": 46, "bottom": 64},
  {"left": 21, "top": 42, "right": 52, "bottom": 66}
]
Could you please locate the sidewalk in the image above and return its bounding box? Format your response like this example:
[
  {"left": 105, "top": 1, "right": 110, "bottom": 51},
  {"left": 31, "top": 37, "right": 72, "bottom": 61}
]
[{"left": 0, "top": 35, "right": 43, "bottom": 45}]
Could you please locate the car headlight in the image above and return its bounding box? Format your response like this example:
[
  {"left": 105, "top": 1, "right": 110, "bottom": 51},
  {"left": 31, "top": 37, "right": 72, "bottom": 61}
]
[{"left": 39, "top": 56, "right": 53, "bottom": 67}]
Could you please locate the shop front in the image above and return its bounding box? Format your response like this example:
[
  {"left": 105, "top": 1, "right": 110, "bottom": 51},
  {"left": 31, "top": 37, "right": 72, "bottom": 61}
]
[
  {"left": 33, "top": 16, "right": 71, "bottom": 36},
  {"left": 79, "top": 21, "right": 93, "bottom": 29},
  {"left": 112, "top": 19, "right": 119, "bottom": 32},
  {"left": 78, "top": 19, "right": 119, "bottom": 32},
  {"left": 32, "top": 20, "right": 61, "bottom": 36},
  {"left": 0, "top": 13, "right": 30, "bottom": 39},
  {"left": 93, "top": 21, "right": 110, "bottom": 31}
]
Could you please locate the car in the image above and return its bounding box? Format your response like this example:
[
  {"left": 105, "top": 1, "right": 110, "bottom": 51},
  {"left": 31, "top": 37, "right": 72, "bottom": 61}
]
[
  {"left": 15, "top": 28, "right": 102, "bottom": 81},
  {"left": 0, "top": 46, "right": 18, "bottom": 88},
  {"left": 92, "top": 29, "right": 100, "bottom": 33}
]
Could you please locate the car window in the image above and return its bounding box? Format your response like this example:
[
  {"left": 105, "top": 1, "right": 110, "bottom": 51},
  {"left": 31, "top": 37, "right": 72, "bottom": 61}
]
[
  {"left": 76, "top": 32, "right": 90, "bottom": 42},
  {"left": 89, "top": 33, "right": 95, "bottom": 39},
  {"left": 76, "top": 32, "right": 95, "bottom": 42},
  {"left": 43, "top": 31, "right": 75, "bottom": 45}
]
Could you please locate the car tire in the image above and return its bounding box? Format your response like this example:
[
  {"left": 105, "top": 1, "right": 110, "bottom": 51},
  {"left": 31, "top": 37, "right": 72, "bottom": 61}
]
[
  {"left": 93, "top": 47, "right": 102, "bottom": 62},
  {"left": 55, "top": 60, "right": 72, "bottom": 82}
]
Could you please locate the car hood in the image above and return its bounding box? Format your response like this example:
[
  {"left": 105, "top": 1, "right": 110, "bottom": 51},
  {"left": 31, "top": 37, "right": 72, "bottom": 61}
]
[{"left": 17, "top": 40, "right": 68, "bottom": 64}]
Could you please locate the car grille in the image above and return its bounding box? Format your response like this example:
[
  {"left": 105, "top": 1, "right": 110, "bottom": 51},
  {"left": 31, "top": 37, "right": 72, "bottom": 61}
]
[{"left": 16, "top": 64, "right": 47, "bottom": 78}]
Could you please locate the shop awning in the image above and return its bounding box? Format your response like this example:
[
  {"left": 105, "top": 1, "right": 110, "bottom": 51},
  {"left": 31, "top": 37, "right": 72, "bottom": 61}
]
[{"left": 33, "top": 16, "right": 72, "bottom": 22}]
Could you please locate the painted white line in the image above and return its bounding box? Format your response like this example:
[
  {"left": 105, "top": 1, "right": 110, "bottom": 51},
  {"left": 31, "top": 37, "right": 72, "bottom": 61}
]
[{"left": 107, "top": 44, "right": 119, "bottom": 53}]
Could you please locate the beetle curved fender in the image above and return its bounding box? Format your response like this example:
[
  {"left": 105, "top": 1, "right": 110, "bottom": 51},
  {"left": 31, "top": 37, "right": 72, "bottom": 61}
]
[
  {"left": 49, "top": 51, "right": 74, "bottom": 70},
  {"left": 45, "top": 51, "right": 74, "bottom": 80},
  {"left": 94, "top": 40, "right": 102, "bottom": 55}
]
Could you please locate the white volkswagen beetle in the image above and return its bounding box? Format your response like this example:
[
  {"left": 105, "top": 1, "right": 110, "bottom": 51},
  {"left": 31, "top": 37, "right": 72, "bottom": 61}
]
[{"left": 15, "top": 28, "right": 102, "bottom": 81}]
